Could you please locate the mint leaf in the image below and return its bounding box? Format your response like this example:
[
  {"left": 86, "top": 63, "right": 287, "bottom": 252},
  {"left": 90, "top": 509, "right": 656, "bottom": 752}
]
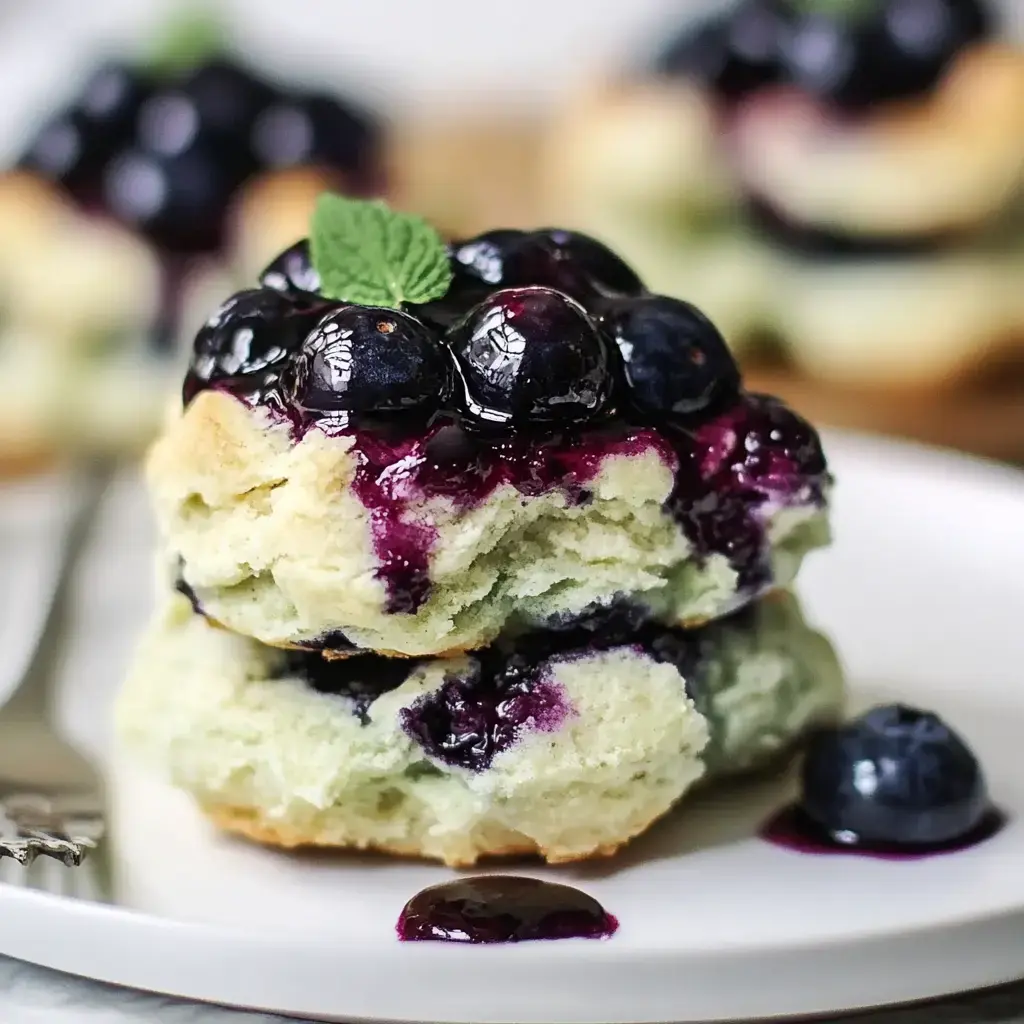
[
  {"left": 310, "top": 195, "right": 453, "bottom": 309},
  {"left": 146, "top": 7, "right": 227, "bottom": 77},
  {"left": 791, "top": 0, "right": 877, "bottom": 17}
]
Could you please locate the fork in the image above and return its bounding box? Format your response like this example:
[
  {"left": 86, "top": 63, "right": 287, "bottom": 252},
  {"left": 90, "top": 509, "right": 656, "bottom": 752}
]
[{"left": 0, "top": 464, "right": 111, "bottom": 878}]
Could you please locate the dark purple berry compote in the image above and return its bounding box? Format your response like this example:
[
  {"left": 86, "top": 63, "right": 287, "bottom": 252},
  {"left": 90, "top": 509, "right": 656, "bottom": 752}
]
[
  {"left": 653, "top": 0, "right": 993, "bottom": 112},
  {"left": 396, "top": 876, "right": 617, "bottom": 943},
  {"left": 279, "top": 599, "right": 751, "bottom": 767},
  {"left": 762, "top": 704, "right": 1004, "bottom": 858},
  {"left": 18, "top": 53, "right": 380, "bottom": 257},
  {"left": 650, "top": 0, "right": 995, "bottom": 256},
  {"left": 179, "top": 206, "right": 829, "bottom": 618}
]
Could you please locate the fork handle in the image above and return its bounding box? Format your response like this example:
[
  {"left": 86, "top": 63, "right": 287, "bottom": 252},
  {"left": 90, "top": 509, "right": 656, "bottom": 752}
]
[{"left": 3, "top": 462, "right": 113, "bottom": 719}]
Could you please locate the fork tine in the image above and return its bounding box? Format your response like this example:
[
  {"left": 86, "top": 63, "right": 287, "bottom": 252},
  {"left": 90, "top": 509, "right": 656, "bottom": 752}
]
[
  {"left": 27, "top": 854, "right": 66, "bottom": 895},
  {"left": 0, "top": 857, "right": 27, "bottom": 888}
]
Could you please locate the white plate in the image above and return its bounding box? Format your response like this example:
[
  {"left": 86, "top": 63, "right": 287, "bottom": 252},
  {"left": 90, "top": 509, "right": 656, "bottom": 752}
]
[{"left": 0, "top": 432, "right": 1022, "bottom": 1024}]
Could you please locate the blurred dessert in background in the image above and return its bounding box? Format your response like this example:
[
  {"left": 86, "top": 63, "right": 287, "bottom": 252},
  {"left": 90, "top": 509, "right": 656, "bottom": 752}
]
[
  {"left": 0, "top": 13, "right": 382, "bottom": 471},
  {"left": 542, "top": 0, "right": 1024, "bottom": 456}
]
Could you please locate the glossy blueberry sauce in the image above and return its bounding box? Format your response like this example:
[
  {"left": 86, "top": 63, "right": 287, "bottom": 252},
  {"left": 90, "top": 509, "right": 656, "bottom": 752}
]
[
  {"left": 399, "top": 661, "right": 571, "bottom": 772},
  {"left": 666, "top": 393, "right": 827, "bottom": 589},
  {"left": 396, "top": 876, "right": 618, "bottom": 943},
  {"left": 256, "top": 391, "right": 827, "bottom": 615},
  {"left": 760, "top": 804, "right": 1007, "bottom": 860}
]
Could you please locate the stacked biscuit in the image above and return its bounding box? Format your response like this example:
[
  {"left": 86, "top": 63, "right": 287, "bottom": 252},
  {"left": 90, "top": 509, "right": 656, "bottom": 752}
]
[
  {"left": 117, "top": 212, "right": 844, "bottom": 866},
  {"left": 543, "top": 0, "right": 1024, "bottom": 392}
]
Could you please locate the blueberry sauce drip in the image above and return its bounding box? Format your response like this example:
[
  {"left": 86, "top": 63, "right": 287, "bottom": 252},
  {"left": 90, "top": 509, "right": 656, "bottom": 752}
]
[
  {"left": 666, "top": 393, "right": 828, "bottom": 590},
  {"left": 396, "top": 876, "right": 618, "bottom": 943},
  {"left": 760, "top": 804, "right": 1006, "bottom": 860},
  {"left": 294, "top": 396, "right": 821, "bottom": 613}
]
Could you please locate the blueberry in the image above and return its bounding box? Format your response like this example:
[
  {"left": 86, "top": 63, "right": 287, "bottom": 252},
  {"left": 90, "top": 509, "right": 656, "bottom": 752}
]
[
  {"left": 782, "top": 0, "right": 991, "bottom": 111},
  {"left": 800, "top": 704, "right": 989, "bottom": 847},
  {"left": 781, "top": 11, "right": 880, "bottom": 109},
  {"left": 878, "top": 0, "right": 992, "bottom": 97},
  {"left": 454, "top": 229, "right": 529, "bottom": 287},
  {"left": 447, "top": 286, "right": 612, "bottom": 427},
  {"left": 101, "top": 143, "right": 237, "bottom": 253},
  {"left": 501, "top": 229, "right": 645, "bottom": 305},
  {"left": 251, "top": 91, "right": 377, "bottom": 178},
  {"left": 654, "top": 0, "right": 792, "bottom": 100},
  {"left": 79, "top": 61, "right": 150, "bottom": 139},
  {"left": 184, "top": 288, "right": 316, "bottom": 405},
  {"left": 259, "top": 239, "right": 321, "bottom": 296},
  {"left": 289, "top": 307, "right": 451, "bottom": 421},
  {"left": 400, "top": 656, "right": 570, "bottom": 771},
  {"left": 603, "top": 295, "right": 740, "bottom": 419},
  {"left": 19, "top": 110, "right": 99, "bottom": 192},
  {"left": 177, "top": 57, "right": 277, "bottom": 141},
  {"left": 19, "top": 62, "right": 150, "bottom": 195}
]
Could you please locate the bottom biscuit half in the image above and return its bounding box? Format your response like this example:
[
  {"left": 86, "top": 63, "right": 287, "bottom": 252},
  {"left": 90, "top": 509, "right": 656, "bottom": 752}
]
[{"left": 115, "top": 591, "right": 844, "bottom": 866}]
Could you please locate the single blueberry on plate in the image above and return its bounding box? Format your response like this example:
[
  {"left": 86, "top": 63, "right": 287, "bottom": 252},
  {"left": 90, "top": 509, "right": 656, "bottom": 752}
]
[
  {"left": 604, "top": 295, "right": 740, "bottom": 419},
  {"left": 289, "top": 306, "right": 451, "bottom": 420},
  {"left": 800, "top": 703, "right": 989, "bottom": 847}
]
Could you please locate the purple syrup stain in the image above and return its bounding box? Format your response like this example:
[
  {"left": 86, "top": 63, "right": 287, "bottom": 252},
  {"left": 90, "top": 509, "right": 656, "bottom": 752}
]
[
  {"left": 400, "top": 659, "right": 573, "bottom": 772},
  {"left": 396, "top": 876, "right": 618, "bottom": 943},
  {"left": 760, "top": 804, "right": 1007, "bottom": 861}
]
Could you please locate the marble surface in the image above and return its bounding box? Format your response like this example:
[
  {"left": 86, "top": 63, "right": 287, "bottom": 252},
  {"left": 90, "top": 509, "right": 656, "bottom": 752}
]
[{"left": 1, "top": 956, "right": 1024, "bottom": 1023}]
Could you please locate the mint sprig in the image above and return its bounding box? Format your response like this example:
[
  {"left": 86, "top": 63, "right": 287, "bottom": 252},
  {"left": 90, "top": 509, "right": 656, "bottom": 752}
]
[
  {"left": 310, "top": 195, "right": 453, "bottom": 309},
  {"left": 146, "top": 7, "right": 228, "bottom": 78},
  {"left": 790, "top": 0, "right": 878, "bottom": 18}
]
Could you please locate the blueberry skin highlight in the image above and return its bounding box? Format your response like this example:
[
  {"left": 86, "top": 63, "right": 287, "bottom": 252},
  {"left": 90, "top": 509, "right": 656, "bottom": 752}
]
[{"left": 800, "top": 704, "right": 989, "bottom": 847}]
